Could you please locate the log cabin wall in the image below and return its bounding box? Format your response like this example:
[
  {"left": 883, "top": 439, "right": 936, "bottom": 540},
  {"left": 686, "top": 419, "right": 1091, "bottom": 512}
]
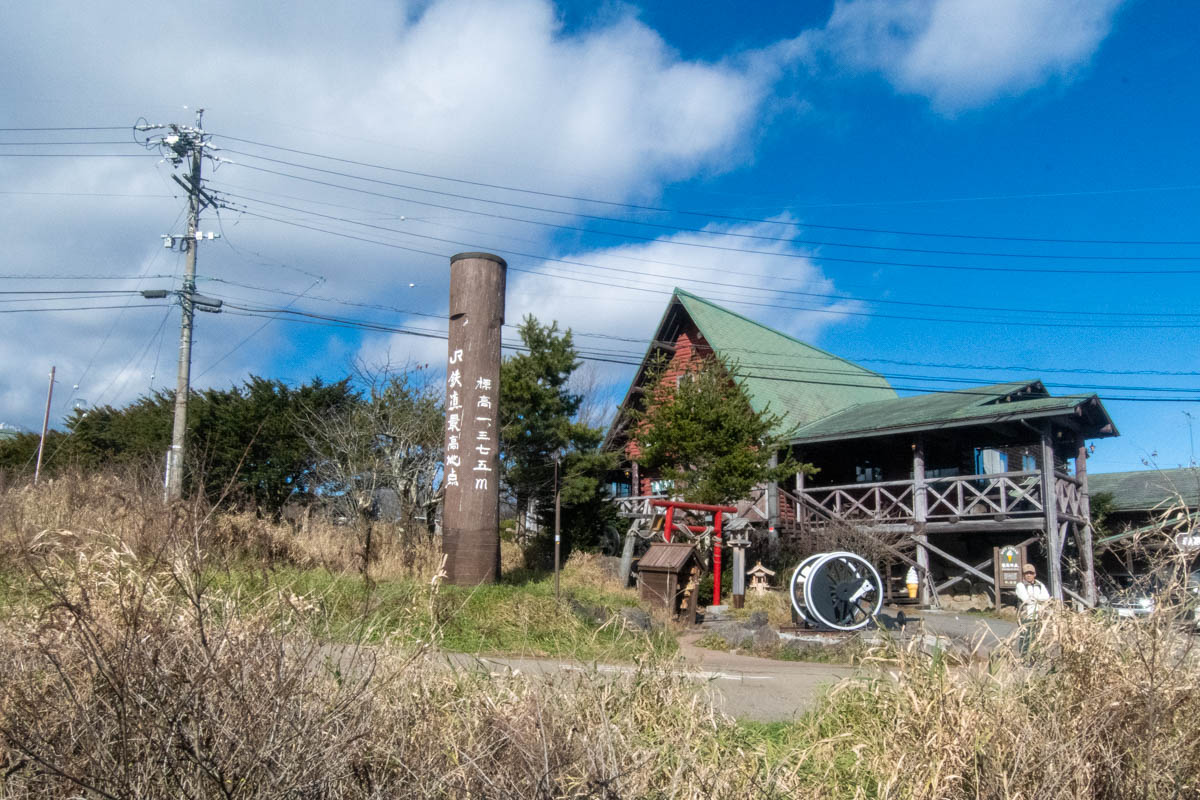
[{"left": 625, "top": 319, "right": 714, "bottom": 496}]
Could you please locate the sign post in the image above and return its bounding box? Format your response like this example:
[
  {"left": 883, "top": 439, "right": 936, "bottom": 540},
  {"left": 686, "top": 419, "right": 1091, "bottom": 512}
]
[
  {"left": 442, "top": 252, "right": 506, "bottom": 585},
  {"left": 993, "top": 544, "right": 1028, "bottom": 598}
]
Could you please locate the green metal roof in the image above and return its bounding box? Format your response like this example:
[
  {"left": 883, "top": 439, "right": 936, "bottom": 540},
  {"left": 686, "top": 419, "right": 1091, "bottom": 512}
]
[
  {"left": 1087, "top": 468, "right": 1200, "bottom": 513},
  {"left": 790, "top": 379, "right": 1112, "bottom": 443},
  {"left": 673, "top": 290, "right": 897, "bottom": 436}
]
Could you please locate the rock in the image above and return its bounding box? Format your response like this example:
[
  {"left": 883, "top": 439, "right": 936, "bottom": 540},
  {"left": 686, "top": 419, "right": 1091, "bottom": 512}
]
[
  {"left": 752, "top": 625, "right": 779, "bottom": 649},
  {"left": 706, "top": 621, "right": 754, "bottom": 649},
  {"left": 618, "top": 606, "right": 653, "bottom": 633},
  {"left": 568, "top": 600, "right": 609, "bottom": 626},
  {"left": 744, "top": 611, "right": 769, "bottom": 629}
]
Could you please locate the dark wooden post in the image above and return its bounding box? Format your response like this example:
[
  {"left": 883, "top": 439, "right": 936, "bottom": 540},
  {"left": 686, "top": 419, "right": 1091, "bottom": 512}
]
[
  {"left": 794, "top": 465, "right": 806, "bottom": 533},
  {"left": 1040, "top": 424, "right": 1063, "bottom": 601},
  {"left": 766, "top": 450, "right": 780, "bottom": 551},
  {"left": 442, "top": 252, "right": 506, "bottom": 585},
  {"left": 913, "top": 436, "right": 931, "bottom": 607},
  {"left": 1076, "top": 436, "right": 1097, "bottom": 606}
]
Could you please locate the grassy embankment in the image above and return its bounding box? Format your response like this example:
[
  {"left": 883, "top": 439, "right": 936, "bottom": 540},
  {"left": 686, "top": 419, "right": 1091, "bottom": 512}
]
[
  {"left": 0, "top": 472, "right": 674, "bottom": 663},
  {"left": 2, "top": 473, "right": 1198, "bottom": 798}
]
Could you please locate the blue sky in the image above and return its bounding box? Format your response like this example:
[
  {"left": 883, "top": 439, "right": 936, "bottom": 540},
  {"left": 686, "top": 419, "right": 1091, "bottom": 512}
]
[{"left": 1, "top": 0, "right": 1197, "bottom": 473}]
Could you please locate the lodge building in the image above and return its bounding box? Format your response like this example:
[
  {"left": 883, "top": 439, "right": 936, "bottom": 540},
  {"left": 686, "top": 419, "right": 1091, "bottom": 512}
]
[{"left": 605, "top": 289, "right": 1120, "bottom": 607}]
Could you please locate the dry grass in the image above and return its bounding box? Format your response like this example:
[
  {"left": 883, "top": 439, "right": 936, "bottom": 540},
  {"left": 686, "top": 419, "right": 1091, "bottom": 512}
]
[
  {"left": 3, "top": 473, "right": 1199, "bottom": 798},
  {"left": 0, "top": 470, "right": 441, "bottom": 583},
  {"left": 801, "top": 604, "right": 1200, "bottom": 800},
  {"left": 0, "top": 520, "right": 793, "bottom": 798}
]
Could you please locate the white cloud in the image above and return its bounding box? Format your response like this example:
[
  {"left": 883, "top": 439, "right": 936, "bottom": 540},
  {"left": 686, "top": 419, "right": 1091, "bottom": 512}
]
[
  {"left": 0, "top": 0, "right": 796, "bottom": 431},
  {"left": 503, "top": 219, "right": 864, "bottom": 380},
  {"left": 823, "top": 0, "right": 1126, "bottom": 111}
]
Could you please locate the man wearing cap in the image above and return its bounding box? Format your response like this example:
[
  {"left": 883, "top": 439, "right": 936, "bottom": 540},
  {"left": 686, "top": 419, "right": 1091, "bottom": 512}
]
[{"left": 1014, "top": 563, "right": 1050, "bottom": 658}]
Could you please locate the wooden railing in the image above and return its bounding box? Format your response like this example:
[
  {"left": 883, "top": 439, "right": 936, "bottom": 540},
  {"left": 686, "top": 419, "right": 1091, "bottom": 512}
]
[
  {"left": 792, "top": 470, "right": 1059, "bottom": 525},
  {"left": 925, "top": 471, "right": 1044, "bottom": 519},
  {"left": 613, "top": 494, "right": 666, "bottom": 518},
  {"left": 1053, "top": 471, "right": 1085, "bottom": 520},
  {"left": 801, "top": 479, "right": 915, "bottom": 522},
  {"left": 616, "top": 469, "right": 1088, "bottom": 527}
]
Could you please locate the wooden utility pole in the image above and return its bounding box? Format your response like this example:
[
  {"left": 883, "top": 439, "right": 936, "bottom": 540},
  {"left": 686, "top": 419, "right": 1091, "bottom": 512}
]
[
  {"left": 441, "top": 252, "right": 507, "bottom": 585},
  {"left": 1040, "top": 424, "right": 1063, "bottom": 601},
  {"left": 33, "top": 366, "right": 55, "bottom": 485},
  {"left": 554, "top": 455, "right": 561, "bottom": 601},
  {"left": 1076, "top": 436, "right": 1097, "bottom": 606},
  {"left": 912, "top": 436, "right": 931, "bottom": 606}
]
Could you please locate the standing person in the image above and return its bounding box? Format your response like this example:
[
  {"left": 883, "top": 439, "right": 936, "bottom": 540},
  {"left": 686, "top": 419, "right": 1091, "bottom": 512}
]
[{"left": 1015, "top": 563, "right": 1050, "bottom": 659}]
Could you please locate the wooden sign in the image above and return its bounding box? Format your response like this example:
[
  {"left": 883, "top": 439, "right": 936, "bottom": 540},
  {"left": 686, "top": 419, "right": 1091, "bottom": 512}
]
[{"left": 993, "top": 544, "right": 1027, "bottom": 591}]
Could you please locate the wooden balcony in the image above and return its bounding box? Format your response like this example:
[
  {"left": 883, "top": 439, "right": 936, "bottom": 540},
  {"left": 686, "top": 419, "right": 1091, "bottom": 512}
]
[
  {"left": 791, "top": 469, "right": 1087, "bottom": 532},
  {"left": 614, "top": 470, "right": 1087, "bottom": 534}
]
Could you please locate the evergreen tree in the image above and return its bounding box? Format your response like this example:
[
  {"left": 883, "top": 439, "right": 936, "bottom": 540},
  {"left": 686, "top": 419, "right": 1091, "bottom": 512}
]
[
  {"left": 500, "top": 316, "right": 615, "bottom": 546},
  {"left": 20, "top": 376, "right": 355, "bottom": 516},
  {"left": 635, "top": 356, "right": 798, "bottom": 506}
]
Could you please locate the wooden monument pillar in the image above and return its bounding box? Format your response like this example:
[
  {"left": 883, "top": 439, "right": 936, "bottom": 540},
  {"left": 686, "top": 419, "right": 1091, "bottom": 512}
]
[{"left": 442, "top": 252, "right": 507, "bottom": 585}]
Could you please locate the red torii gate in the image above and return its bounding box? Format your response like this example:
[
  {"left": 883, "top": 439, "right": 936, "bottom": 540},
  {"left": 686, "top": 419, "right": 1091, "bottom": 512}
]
[{"left": 651, "top": 499, "right": 737, "bottom": 606}]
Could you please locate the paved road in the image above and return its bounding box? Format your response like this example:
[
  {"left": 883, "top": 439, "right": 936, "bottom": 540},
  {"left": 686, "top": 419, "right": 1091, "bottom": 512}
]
[
  {"left": 445, "top": 612, "right": 1019, "bottom": 722},
  {"left": 448, "top": 635, "right": 858, "bottom": 723},
  {"left": 891, "top": 608, "right": 1018, "bottom": 656}
]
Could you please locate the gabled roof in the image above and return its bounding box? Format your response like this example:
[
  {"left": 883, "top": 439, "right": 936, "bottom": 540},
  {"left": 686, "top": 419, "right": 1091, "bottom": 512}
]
[
  {"left": 1088, "top": 468, "right": 1200, "bottom": 513},
  {"left": 790, "top": 379, "right": 1118, "bottom": 444},
  {"left": 671, "top": 290, "right": 896, "bottom": 436},
  {"left": 605, "top": 290, "right": 896, "bottom": 447}
]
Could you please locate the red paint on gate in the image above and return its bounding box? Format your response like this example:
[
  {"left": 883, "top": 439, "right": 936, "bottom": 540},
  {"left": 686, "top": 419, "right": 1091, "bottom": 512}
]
[{"left": 650, "top": 499, "right": 736, "bottom": 606}]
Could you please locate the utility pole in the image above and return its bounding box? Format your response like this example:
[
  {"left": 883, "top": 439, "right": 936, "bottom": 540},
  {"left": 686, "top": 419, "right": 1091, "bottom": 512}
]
[
  {"left": 138, "top": 110, "right": 214, "bottom": 502},
  {"left": 33, "top": 366, "right": 55, "bottom": 485},
  {"left": 554, "top": 455, "right": 562, "bottom": 601}
]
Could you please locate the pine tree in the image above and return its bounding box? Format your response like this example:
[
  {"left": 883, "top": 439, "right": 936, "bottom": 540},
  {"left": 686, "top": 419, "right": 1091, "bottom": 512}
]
[{"left": 635, "top": 356, "right": 798, "bottom": 506}]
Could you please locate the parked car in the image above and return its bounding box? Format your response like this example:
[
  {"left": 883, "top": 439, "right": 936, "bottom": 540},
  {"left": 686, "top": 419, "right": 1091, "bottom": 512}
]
[{"left": 1098, "top": 569, "right": 1200, "bottom": 629}]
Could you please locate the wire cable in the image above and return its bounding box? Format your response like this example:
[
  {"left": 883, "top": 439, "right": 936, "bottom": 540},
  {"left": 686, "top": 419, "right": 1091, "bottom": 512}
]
[
  {"left": 217, "top": 168, "right": 1200, "bottom": 275},
  {"left": 215, "top": 133, "right": 1200, "bottom": 246}
]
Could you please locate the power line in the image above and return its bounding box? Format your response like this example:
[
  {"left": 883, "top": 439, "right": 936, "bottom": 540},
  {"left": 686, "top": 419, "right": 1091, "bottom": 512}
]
[
  {"left": 0, "top": 126, "right": 130, "bottom": 131},
  {"left": 0, "top": 303, "right": 169, "bottom": 313},
  {"left": 227, "top": 204, "right": 1200, "bottom": 329},
  {"left": 92, "top": 307, "right": 173, "bottom": 408},
  {"left": 217, "top": 151, "right": 1200, "bottom": 262},
  {"left": 0, "top": 140, "right": 138, "bottom": 146},
  {"left": 0, "top": 273, "right": 177, "bottom": 280},
  {"left": 214, "top": 300, "right": 1200, "bottom": 395},
  {"left": 218, "top": 154, "right": 1200, "bottom": 273},
  {"left": 196, "top": 275, "right": 1200, "bottom": 378},
  {"left": 0, "top": 153, "right": 158, "bottom": 158},
  {"left": 218, "top": 166, "right": 1200, "bottom": 276},
  {"left": 216, "top": 304, "right": 1200, "bottom": 404},
  {"left": 215, "top": 133, "right": 1200, "bottom": 246},
  {"left": 196, "top": 276, "right": 324, "bottom": 379},
  {"left": 0, "top": 289, "right": 144, "bottom": 295},
  {"left": 223, "top": 189, "right": 1200, "bottom": 319},
  {"left": 0, "top": 190, "right": 170, "bottom": 199}
]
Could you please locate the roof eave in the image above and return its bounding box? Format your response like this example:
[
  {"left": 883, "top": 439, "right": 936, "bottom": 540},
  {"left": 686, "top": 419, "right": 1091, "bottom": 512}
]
[{"left": 789, "top": 402, "right": 1108, "bottom": 446}]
